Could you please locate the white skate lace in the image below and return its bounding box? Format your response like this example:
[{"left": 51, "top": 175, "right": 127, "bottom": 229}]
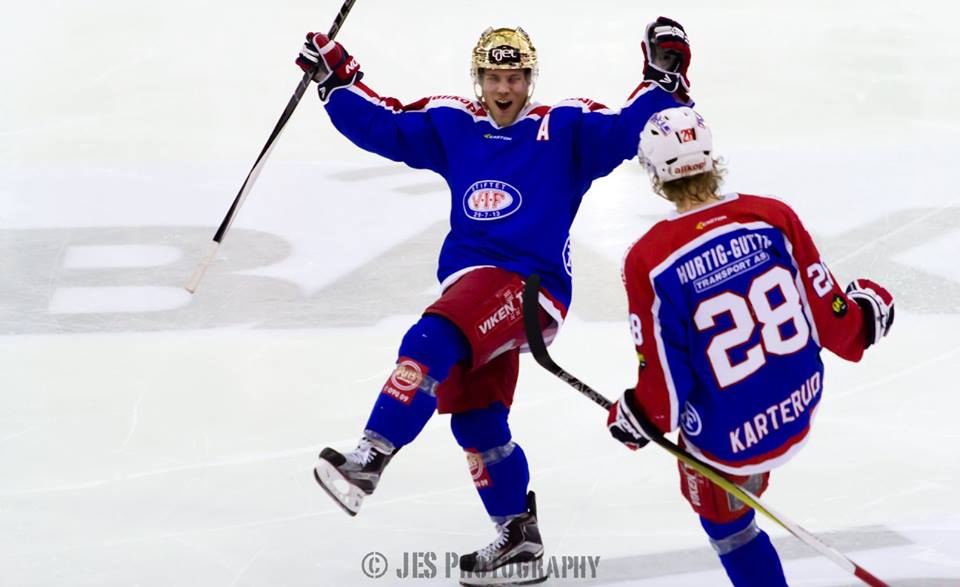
[
  {"left": 345, "top": 438, "right": 375, "bottom": 467},
  {"left": 477, "top": 524, "right": 510, "bottom": 561}
]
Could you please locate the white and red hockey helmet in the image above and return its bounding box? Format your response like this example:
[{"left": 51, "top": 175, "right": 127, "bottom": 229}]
[{"left": 638, "top": 107, "right": 714, "bottom": 182}]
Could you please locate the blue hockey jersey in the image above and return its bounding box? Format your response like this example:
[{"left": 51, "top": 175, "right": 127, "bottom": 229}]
[
  {"left": 324, "top": 80, "right": 681, "bottom": 314},
  {"left": 621, "top": 194, "right": 870, "bottom": 474}
]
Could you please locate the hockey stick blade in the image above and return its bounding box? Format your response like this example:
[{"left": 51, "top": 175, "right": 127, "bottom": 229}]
[
  {"left": 184, "top": 0, "right": 358, "bottom": 294},
  {"left": 520, "top": 274, "right": 889, "bottom": 587}
]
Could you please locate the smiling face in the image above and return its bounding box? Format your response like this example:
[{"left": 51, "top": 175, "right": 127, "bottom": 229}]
[{"left": 480, "top": 68, "right": 531, "bottom": 127}]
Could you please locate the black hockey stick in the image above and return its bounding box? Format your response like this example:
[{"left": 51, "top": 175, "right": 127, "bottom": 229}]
[
  {"left": 521, "top": 273, "right": 889, "bottom": 587},
  {"left": 185, "top": 0, "right": 358, "bottom": 294}
]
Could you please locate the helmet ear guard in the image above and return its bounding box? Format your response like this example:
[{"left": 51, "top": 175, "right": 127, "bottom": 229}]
[
  {"left": 638, "top": 107, "right": 714, "bottom": 182},
  {"left": 471, "top": 26, "right": 538, "bottom": 101}
]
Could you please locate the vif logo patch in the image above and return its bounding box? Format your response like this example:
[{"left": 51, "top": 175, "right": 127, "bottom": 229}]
[{"left": 463, "top": 180, "right": 523, "bottom": 220}]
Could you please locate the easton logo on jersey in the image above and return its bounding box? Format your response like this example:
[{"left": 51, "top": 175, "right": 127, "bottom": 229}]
[{"left": 463, "top": 180, "right": 523, "bottom": 220}]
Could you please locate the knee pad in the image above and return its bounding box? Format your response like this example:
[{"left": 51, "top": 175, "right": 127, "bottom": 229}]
[
  {"left": 701, "top": 511, "right": 761, "bottom": 555},
  {"left": 398, "top": 314, "right": 470, "bottom": 383},
  {"left": 465, "top": 442, "right": 518, "bottom": 489},
  {"left": 702, "top": 511, "right": 788, "bottom": 586},
  {"left": 450, "top": 402, "right": 511, "bottom": 450}
]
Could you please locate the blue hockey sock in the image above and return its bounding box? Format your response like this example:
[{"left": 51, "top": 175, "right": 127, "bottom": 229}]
[
  {"left": 451, "top": 402, "right": 530, "bottom": 522},
  {"left": 365, "top": 314, "right": 470, "bottom": 449},
  {"left": 701, "top": 511, "right": 787, "bottom": 587}
]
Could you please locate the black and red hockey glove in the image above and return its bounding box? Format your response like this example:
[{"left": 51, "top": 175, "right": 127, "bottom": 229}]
[
  {"left": 845, "top": 279, "right": 895, "bottom": 348},
  {"left": 607, "top": 388, "right": 651, "bottom": 451},
  {"left": 297, "top": 32, "right": 363, "bottom": 102},
  {"left": 642, "top": 16, "right": 691, "bottom": 101}
]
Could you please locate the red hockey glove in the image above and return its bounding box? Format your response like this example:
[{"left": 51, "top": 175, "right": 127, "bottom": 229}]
[
  {"left": 296, "top": 32, "right": 363, "bottom": 101},
  {"left": 642, "top": 16, "right": 691, "bottom": 101},
  {"left": 845, "top": 279, "right": 895, "bottom": 348},
  {"left": 607, "top": 389, "right": 651, "bottom": 451}
]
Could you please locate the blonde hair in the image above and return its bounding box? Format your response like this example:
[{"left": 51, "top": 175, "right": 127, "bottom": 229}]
[{"left": 651, "top": 158, "right": 727, "bottom": 205}]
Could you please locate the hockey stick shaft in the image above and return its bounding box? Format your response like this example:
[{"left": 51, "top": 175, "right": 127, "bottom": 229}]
[
  {"left": 185, "top": 0, "right": 358, "bottom": 294},
  {"left": 520, "top": 274, "right": 888, "bottom": 587}
]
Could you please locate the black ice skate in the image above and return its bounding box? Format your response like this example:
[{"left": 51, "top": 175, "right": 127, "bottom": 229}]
[
  {"left": 313, "top": 436, "right": 394, "bottom": 516},
  {"left": 459, "top": 491, "right": 547, "bottom": 586}
]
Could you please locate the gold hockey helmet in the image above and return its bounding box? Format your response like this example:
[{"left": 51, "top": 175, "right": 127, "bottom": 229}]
[{"left": 470, "top": 27, "right": 539, "bottom": 92}]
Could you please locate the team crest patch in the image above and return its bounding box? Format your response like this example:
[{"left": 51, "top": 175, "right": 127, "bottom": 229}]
[
  {"left": 463, "top": 180, "right": 523, "bottom": 220},
  {"left": 831, "top": 294, "right": 848, "bottom": 317},
  {"left": 381, "top": 358, "right": 428, "bottom": 405}
]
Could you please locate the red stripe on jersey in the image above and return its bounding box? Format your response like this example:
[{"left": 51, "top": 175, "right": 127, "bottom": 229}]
[
  {"left": 353, "top": 81, "right": 379, "bottom": 100},
  {"left": 350, "top": 84, "right": 487, "bottom": 117},
  {"left": 628, "top": 81, "right": 654, "bottom": 101},
  {"left": 529, "top": 105, "right": 551, "bottom": 118},
  {"left": 551, "top": 98, "right": 612, "bottom": 113},
  {"left": 352, "top": 82, "right": 402, "bottom": 111},
  {"left": 577, "top": 97, "right": 610, "bottom": 111},
  {"left": 402, "top": 97, "right": 430, "bottom": 112}
]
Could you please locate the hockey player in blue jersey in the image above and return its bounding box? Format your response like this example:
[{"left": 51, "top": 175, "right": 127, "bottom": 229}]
[
  {"left": 297, "top": 19, "right": 693, "bottom": 583},
  {"left": 607, "top": 107, "right": 896, "bottom": 586}
]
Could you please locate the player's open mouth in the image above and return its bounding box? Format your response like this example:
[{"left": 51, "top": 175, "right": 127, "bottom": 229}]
[{"left": 494, "top": 100, "right": 513, "bottom": 111}]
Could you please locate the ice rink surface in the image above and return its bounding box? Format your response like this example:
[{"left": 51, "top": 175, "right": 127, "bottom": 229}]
[{"left": 3, "top": 1, "right": 960, "bottom": 585}]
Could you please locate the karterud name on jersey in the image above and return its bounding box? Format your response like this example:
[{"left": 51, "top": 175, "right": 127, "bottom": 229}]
[
  {"left": 676, "top": 232, "right": 774, "bottom": 291},
  {"left": 729, "top": 372, "right": 821, "bottom": 454},
  {"left": 463, "top": 180, "right": 523, "bottom": 220}
]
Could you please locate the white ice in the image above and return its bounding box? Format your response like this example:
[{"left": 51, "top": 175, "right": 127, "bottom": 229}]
[{"left": 2, "top": 1, "right": 959, "bottom": 586}]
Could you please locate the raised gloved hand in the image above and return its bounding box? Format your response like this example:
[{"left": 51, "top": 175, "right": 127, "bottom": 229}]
[
  {"left": 845, "top": 279, "right": 895, "bottom": 348},
  {"left": 607, "top": 388, "right": 651, "bottom": 451},
  {"left": 642, "top": 16, "right": 691, "bottom": 99},
  {"left": 296, "top": 32, "right": 363, "bottom": 101}
]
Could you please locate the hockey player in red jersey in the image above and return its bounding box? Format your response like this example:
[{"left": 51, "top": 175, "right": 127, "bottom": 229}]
[
  {"left": 296, "top": 19, "right": 693, "bottom": 584},
  {"left": 606, "top": 107, "right": 895, "bottom": 586}
]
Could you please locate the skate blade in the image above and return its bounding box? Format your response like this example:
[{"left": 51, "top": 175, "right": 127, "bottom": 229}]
[
  {"left": 459, "top": 559, "right": 548, "bottom": 586},
  {"left": 313, "top": 459, "right": 364, "bottom": 517}
]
